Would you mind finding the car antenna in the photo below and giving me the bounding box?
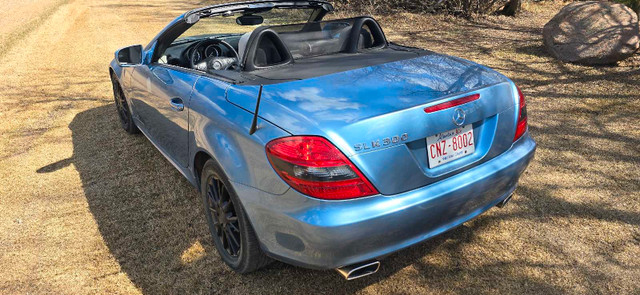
[249,84,263,135]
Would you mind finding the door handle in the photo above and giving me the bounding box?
[170,97,184,111]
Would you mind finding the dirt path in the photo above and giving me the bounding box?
[0,0,66,53]
[0,0,199,293]
[0,0,638,294]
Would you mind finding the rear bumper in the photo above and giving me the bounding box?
[233,133,536,269]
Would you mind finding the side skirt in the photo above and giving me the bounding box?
[133,117,199,188]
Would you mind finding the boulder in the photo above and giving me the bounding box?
[543,1,640,65]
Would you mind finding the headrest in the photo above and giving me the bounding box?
[237,32,252,62]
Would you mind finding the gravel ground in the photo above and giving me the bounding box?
[0,0,638,294]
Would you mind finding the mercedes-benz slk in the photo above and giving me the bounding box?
[109,0,536,280]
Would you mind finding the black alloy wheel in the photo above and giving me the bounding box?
[206,176,241,258]
[111,75,138,134]
[200,159,272,273]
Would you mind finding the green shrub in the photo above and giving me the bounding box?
[614,0,640,14]
[333,0,509,17]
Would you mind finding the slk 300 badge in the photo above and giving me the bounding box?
[354,133,409,151]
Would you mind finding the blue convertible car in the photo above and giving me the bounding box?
[109,0,535,280]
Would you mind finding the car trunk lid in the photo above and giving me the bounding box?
[227,53,520,195]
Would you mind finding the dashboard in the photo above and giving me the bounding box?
[188,42,229,64]
[159,35,241,68]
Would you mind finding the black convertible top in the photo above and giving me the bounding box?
[216,43,429,85]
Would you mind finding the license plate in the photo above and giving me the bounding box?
[426,124,475,168]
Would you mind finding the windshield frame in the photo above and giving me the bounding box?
[147,1,334,78]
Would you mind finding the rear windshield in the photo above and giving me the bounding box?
[269,19,357,59]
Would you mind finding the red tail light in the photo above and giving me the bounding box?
[265,136,378,200]
[513,86,528,141]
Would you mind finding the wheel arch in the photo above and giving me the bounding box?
[109,59,124,81]
[109,66,119,84]
[193,150,213,190]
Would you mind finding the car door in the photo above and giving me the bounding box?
[130,64,198,168]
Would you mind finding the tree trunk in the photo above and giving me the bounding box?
[500,0,521,16]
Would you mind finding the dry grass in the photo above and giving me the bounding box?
[0,0,638,294]
[0,0,67,53]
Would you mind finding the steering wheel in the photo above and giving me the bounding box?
[190,39,240,71]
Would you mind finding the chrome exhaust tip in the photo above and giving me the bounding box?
[496,194,513,208]
[336,260,380,280]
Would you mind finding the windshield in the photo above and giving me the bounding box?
[175,8,317,42]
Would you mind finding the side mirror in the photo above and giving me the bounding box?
[116,44,143,66]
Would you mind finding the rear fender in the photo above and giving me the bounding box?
[189,76,291,195]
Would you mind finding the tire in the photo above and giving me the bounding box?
[200,159,272,273]
[110,74,139,134]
